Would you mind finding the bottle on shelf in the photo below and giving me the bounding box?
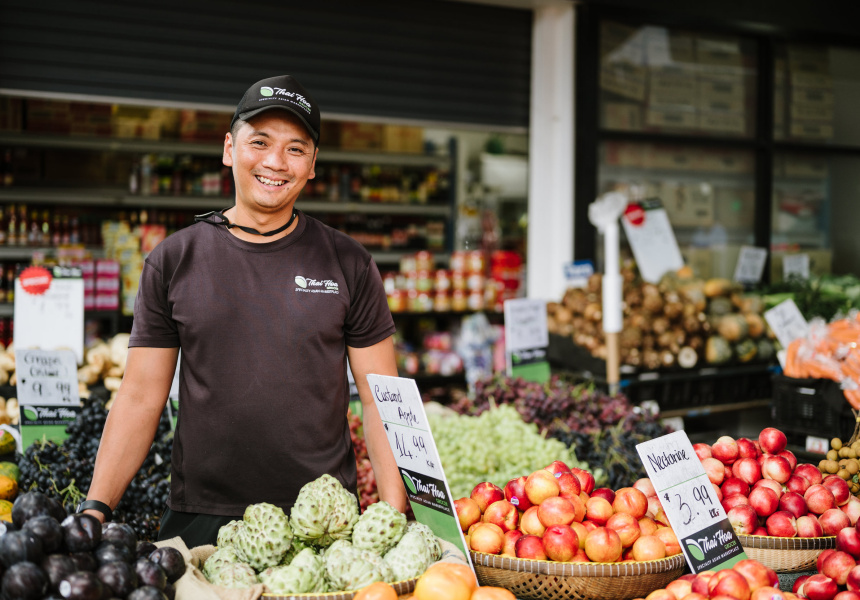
[28,209,40,246]
[17,205,27,247]
[6,204,17,246]
[40,210,50,246]
[5,266,14,304]
[0,207,6,246]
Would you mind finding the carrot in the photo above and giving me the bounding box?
[845,387,860,411]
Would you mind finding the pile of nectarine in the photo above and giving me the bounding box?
[630,558,792,600]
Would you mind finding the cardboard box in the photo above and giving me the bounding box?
[603,141,646,168]
[790,72,833,89]
[697,75,745,113]
[790,103,834,122]
[0,98,23,131]
[782,155,829,179]
[789,121,834,140]
[645,108,697,131]
[714,188,755,229]
[695,148,754,174]
[646,32,696,65]
[771,249,832,282]
[180,110,232,142]
[698,112,747,135]
[382,125,423,154]
[339,122,384,151]
[695,37,743,67]
[791,87,835,107]
[648,67,697,108]
[643,145,695,170]
[604,103,644,131]
[659,181,715,227]
[600,63,647,102]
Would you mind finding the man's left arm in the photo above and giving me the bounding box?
[348,336,408,513]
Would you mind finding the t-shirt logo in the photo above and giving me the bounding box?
[295,276,307,288]
[294,275,339,295]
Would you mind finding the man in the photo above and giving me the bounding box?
[81,75,407,547]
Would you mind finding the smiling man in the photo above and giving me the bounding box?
[81,75,407,547]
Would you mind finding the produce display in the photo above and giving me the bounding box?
[426,403,592,499]
[762,274,860,321]
[630,558,783,600]
[694,427,858,538]
[819,437,860,497]
[202,474,442,594]
[352,561,516,600]
[790,540,860,600]
[350,410,379,512]
[455,462,681,564]
[783,314,860,409]
[0,490,184,600]
[452,375,670,490]
[547,265,776,370]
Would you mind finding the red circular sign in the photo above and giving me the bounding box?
[625,202,645,227]
[19,266,52,296]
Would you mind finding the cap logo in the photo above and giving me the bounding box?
[260,86,274,97]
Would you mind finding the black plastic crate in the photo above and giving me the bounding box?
[771,375,856,443]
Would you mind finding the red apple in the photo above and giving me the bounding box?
[654,527,681,556]
[584,527,622,563]
[525,469,560,505]
[537,496,577,528]
[585,496,614,526]
[806,484,838,515]
[544,460,572,476]
[501,529,523,556]
[820,507,852,536]
[454,497,482,531]
[591,487,616,504]
[799,573,838,600]
[722,477,751,498]
[765,510,798,537]
[613,487,648,520]
[515,533,548,560]
[520,506,546,537]
[824,475,852,507]
[708,569,751,600]
[733,457,763,485]
[691,571,716,596]
[541,524,579,562]
[703,457,727,485]
[797,514,825,538]
[469,522,505,554]
[796,463,825,486]
[633,478,656,498]
[693,443,713,461]
[779,491,809,519]
[504,476,533,512]
[722,493,752,513]
[556,471,582,501]
[570,467,595,495]
[749,486,780,518]
[734,558,775,592]
[842,497,860,526]
[753,478,785,497]
[712,436,740,466]
[778,449,798,470]
[738,437,758,459]
[822,550,857,586]
[761,455,793,484]
[728,504,760,535]
[786,474,812,495]
[839,526,860,559]
[759,427,788,455]
[606,512,641,548]
[471,482,505,513]
[847,564,860,591]
[482,499,519,532]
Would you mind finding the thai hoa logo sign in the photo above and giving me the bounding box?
[684,527,737,562]
[258,87,312,113]
[260,86,275,97]
[400,470,445,500]
[294,276,339,294]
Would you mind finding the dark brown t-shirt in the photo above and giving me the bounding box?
[128,211,396,516]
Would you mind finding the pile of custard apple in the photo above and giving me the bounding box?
[202,474,442,594]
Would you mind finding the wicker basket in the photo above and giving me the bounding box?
[736,535,836,573]
[262,578,416,600]
[469,552,687,600]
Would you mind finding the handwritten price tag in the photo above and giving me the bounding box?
[637,431,746,573]
[367,374,472,560]
[783,254,810,281]
[504,298,551,383]
[764,299,809,349]
[621,199,684,284]
[733,246,768,284]
[14,267,84,363]
[16,349,81,450]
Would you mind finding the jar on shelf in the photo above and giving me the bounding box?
[451,289,468,312]
[434,269,451,293]
[450,251,467,272]
[466,271,485,292]
[451,270,467,292]
[388,289,407,313]
[467,289,484,311]
[433,291,451,312]
[415,270,434,293]
[408,289,433,313]
[467,250,485,274]
[399,254,417,273]
[415,250,434,272]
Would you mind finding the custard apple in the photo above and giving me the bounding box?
[406,521,442,561]
[383,530,433,582]
[260,548,326,594]
[208,562,259,589]
[291,474,360,547]
[323,539,388,591]
[352,501,407,555]
[282,537,310,565]
[203,545,244,580]
[360,548,394,583]
[234,502,293,571]
[217,519,245,549]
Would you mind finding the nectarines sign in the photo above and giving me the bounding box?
[637,431,747,573]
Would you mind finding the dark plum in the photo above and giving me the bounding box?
[0,561,48,600]
[61,514,102,553]
[57,571,105,600]
[69,552,99,573]
[148,547,185,583]
[127,586,168,600]
[41,554,76,592]
[22,515,63,553]
[162,582,175,600]
[94,541,133,565]
[101,523,137,553]
[46,497,67,523]
[0,530,43,568]
[135,541,157,560]
[11,492,54,528]
[133,558,166,590]
[0,521,16,537]
[97,561,138,598]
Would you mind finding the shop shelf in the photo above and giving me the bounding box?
[771,374,856,445]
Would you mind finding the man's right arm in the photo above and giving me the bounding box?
[83,346,178,523]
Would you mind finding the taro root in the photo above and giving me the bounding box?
[652,317,670,336]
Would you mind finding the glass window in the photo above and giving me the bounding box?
[600,21,758,137]
[774,44,860,146]
[600,141,756,279]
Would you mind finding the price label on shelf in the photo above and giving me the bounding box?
[764,299,809,349]
[637,431,746,573]
[504,298,550,383]
[367,374,472,563]
[16,349,81,449]
[733,246,768,284]
[621,199,684,284]
[783,254,810,281]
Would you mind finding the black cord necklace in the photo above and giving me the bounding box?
[194,209,298,237]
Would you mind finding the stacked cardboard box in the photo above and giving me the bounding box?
[382,125,424,154]
[26,100,113,137]
[787,48,834,140]
[600,21,647,103]
[179,110,232,143]
[0,98,23,132]
[339,123,384,151]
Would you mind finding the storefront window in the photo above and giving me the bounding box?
[600,21,758,138]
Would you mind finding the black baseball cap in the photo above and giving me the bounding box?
[230,75,320,143]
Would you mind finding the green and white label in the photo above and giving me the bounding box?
[367,374,472,563]
[636,431,746,573]
[16,349,80,449]
[504,298,550,383]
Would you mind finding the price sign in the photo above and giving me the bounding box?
[563,260,594,289]
[367,374,472,563]
[764,299,809,349]
[14,266,84,363]
[16,349,81,449]
[783,254,810,281]
[504,298,550,383]
[621,199,684,284]
[733,246,768,284]
[637,431,746,573]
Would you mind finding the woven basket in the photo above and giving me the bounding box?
[736,535,836,573]
[262,578,416,600]
[469,552,687,600]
